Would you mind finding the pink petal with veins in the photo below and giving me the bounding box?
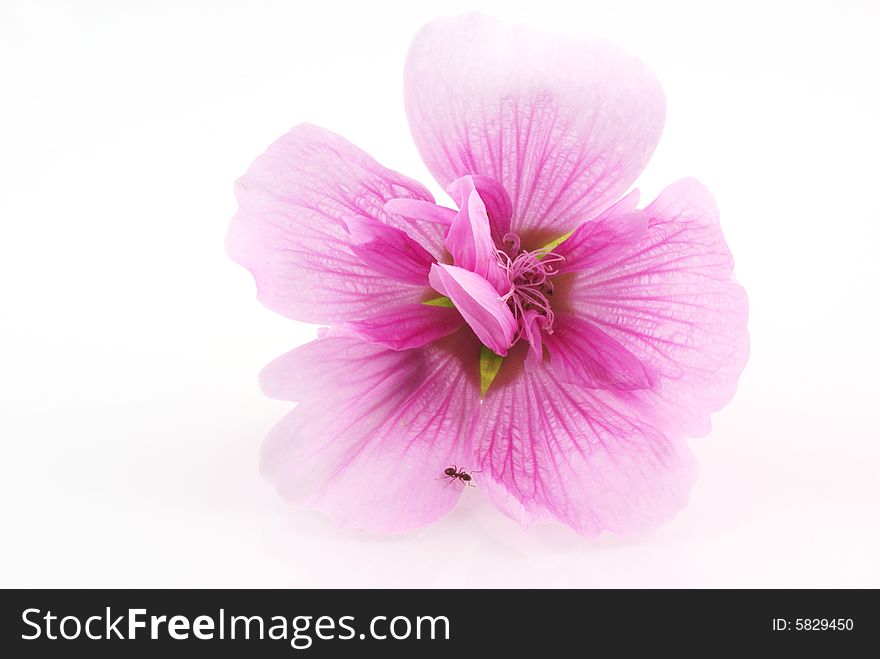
[348,303,465,351]
[555,204,648,274]
[444,176,510,294]
[429,263,516,356]
[568,178,750,437]
[544,313,655,389]
[383,197,457,229]
[346,216,436,287]
[448,174,512,243]
[520,310,546,370]
[405,14,665,239]
[227,124,443,323]
[476,354,695,536]
[260,330,480,534]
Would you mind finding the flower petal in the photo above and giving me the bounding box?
[475,353,696,536]
[260,330,481,534]
[347,303,465,351]
[554,195,648,274]
[226,124,443,323]
[404,14,665,240]
[346,216,436,287]
[520,309,545,370]
[567,178,750,437]
[544,313,655,389]
[383,198,456,230]
[449,174,512,243]
[444,176,510,293]
[429,263,516,356]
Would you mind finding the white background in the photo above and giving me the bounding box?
[2,0,879,588]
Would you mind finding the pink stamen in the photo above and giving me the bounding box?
[496,234,565,345]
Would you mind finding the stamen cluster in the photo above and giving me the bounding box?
[497,232,565,341]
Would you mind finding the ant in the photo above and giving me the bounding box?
[439,465,480,487]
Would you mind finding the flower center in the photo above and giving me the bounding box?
[497,232,565,341]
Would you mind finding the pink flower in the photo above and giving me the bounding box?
[226,14,749,536]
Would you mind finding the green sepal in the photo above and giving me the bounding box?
[479,346,504,398]
[422,295,455,308]
[538,229,574,255]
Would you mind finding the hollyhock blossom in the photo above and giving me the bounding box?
[226,14,749,535]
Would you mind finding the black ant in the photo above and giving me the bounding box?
[439,465,480,487]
